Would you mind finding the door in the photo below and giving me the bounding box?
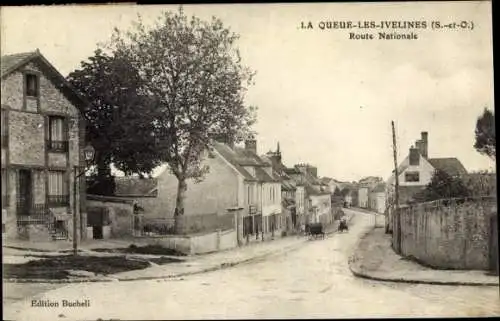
[17,170,32,216]
[93,226,103,239]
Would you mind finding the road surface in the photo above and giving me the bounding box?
[4,209,499,320]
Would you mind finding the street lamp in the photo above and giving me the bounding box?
[73,144,95,256]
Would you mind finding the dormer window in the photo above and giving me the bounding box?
[25,74,39,97]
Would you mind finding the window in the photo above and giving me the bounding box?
[48,116,68,152]
[1,110,7,148]
[405,171,420,182]
[25,74,39,97]
[1,169,7,207]
[48,171,69,206]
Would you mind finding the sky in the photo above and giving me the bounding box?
[1,2,494,181]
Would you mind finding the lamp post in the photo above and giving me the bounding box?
[73,145,95,256]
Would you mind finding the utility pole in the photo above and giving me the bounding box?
[391,121,401,253]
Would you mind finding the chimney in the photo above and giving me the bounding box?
[421,132,428,159]
[245,138,257,154]
[415,140,423,156]
[409,146,420,166]
[308,166,318,178]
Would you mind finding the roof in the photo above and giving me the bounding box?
[304,183,330,196]
[284,167,301,175]
[114,177,158,197]
[428,158,468,177]
[1,51,36,76]
[1,50,90,113]
[281,180,297,191]
[254,166,280,183]
[371,183,386,193]
[261,154,291,179]
[233,147,267,166]
[212,142,255,181]
[212,142,280,183]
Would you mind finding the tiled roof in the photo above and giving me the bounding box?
[212,142,281,183]
[281,180,296,191]
[114,177,158,197]
[233,147,267,166]
[262,155,291,179]
[212,142,256,181]
[1,51,38,77]
[255,167,280,183]
[428,158,468,177]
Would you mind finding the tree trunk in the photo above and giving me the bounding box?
[174,178,187,235]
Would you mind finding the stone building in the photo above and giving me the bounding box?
[1,50,88,241]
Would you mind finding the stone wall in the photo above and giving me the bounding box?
[136,229,237,255]
[86,195,134,238]
[397,197,497,270]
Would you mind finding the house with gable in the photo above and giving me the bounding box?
[129,137,282,245]
[385,131,468,231]
[1,50,88,242]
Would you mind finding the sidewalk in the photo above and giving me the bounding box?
[3,213,353,284]
[349,227,499,286]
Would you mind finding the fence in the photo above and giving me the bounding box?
[394,196,497,271]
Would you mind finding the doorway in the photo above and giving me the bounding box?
[17,170,32,216]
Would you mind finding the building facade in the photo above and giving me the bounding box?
[128,138,282,244]
[1,50,87,241]
[385,131,468,232]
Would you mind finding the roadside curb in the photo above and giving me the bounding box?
[3,238,309,284]
[347,227,499,287]
[4,215,355,284]
[348,264,500,286]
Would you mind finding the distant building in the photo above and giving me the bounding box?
[358,185,369,208]
[369,183,386,214]
[263,143,305,231]
[287,163,332,225]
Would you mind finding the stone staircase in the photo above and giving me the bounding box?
[16,207,69,241]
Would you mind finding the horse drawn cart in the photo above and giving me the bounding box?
[306,222,325,240]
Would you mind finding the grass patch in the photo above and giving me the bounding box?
[3,255,150,280]
[91,244,187,256]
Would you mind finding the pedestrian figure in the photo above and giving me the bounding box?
[300,223,306,236]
